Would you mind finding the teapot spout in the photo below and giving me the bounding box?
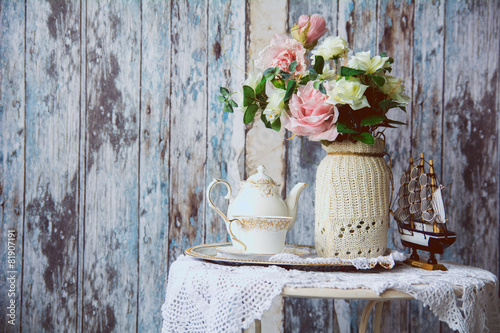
[285,182,309,231]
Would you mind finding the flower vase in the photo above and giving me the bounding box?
[315,138,391,259]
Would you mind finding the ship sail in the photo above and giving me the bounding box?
[395,170,411,222]
[394,156,446,225]
[408,166,423,219]
[431,186,446,224]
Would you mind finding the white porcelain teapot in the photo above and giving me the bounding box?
[207,165,308,232]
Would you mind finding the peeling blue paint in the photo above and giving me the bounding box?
[211,136,218,149]
[191,48,204,62]
[169,238,179,252]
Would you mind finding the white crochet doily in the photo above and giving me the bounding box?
[162,256,500,333]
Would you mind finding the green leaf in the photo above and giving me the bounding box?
[271,118,281,132]
[264,67,278,80]
[223,104,233,113]
[337,122,358,134]
[284,79,297,102]
[379,99,400,111]
[320,140,332,147]
[377,123,397,128]
[386,118,407,125]
[229,99,238,108]
[218,95,226,103]
[243,104,258,124]
[271,78,286,89]
[380,52,388,58]
[352,132,375,145]
[313,56,324,74]
[288,60,297,73]
[340,66,366,77]
[318,83,326,94]
[308,68,318,81]
[220,87,230,97]
[255,77,266,97]
[243,85,255,107]
[280,72,292,80]
[313,81,320,90]
[299,74,311,85]
[369,74,386,87]
[360,114,386,126]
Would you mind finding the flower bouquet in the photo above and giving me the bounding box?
[218,14,410,259]
[219,14,409,145]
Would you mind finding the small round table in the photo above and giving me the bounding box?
[162,255,500,333]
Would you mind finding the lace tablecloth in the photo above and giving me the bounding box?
[162,255,500,333]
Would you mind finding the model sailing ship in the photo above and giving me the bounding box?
[393,153,456,270]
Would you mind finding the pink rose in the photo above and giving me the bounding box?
[282,81,339,141]
[297,14,328,45]
[255,34,307,74]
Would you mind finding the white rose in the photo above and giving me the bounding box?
[311,36,348,61]
[327,77,370,110]
[263,88,286,122]
[347,51,389,74]
[317,63,337,82]
[244,72,263,90]
[380,75,410,105]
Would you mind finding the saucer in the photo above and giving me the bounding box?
[216,244,310,261]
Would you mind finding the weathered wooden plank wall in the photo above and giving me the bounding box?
[0,1,499,332]
[0,1,25,332]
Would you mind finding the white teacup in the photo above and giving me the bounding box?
[227,216,293,254]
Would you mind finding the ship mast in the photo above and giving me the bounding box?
[409,157,414,229]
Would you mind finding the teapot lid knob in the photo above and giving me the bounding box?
[246,165,277,184]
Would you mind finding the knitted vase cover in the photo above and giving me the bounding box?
[315,138,391,259]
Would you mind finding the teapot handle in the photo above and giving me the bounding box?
[207,178,232,224]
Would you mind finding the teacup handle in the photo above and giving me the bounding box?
[207,178,232,224]
[228,218,247,251]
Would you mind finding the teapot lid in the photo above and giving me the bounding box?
[245,165,278,185]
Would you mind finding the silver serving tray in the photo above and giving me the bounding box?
[185,242,355,270]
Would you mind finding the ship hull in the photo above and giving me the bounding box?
[399,224,456,254]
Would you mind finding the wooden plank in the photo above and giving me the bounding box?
[245,0,287,188]
[22,0,81,331]
[284,3,340,332]
[205,0,246,244]
[377,0,414,259]
[338,0,378,52]
[167,0,207,264]
[77,1,87,331]
[0,1,25,331]
[83,0,140,331]
[411,0,445,171]
[441,0,499,293]
[137,1,171,331]
[441,1,500,331]
[376,1,414,332]
[408,1,446,332]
